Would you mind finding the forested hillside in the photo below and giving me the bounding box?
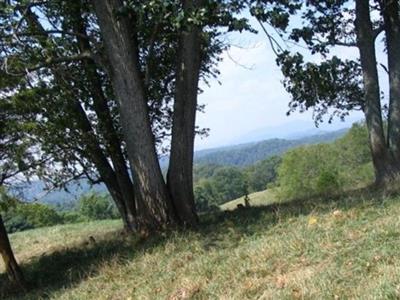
[16,129,346,205]
[194,129,347,166]
[193,124,369,211]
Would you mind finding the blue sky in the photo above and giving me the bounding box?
[194,18,387,150]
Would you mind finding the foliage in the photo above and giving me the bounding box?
[277,122,374,200]
[15,203,63,228]
[277,143,342,199]
[2,200,63,233]
[261,0,366,124]
[192,131,346,208]
[1,186,118,233]
[194,166,247,209]
[244,156,281,192]
[59,211,86,224]
[77,193,119,221]
[194,129,346,167]
[194,156,282,210]
[276,53,364,123]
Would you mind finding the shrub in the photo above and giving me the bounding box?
[60,211,86,224]
[277,143,343,200]
[277,122,374,201]
[16,203,63,228]
[77,193,119,221]
[4,214,34,233]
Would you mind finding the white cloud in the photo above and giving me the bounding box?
[195,25,368,150]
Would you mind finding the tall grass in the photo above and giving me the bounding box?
[1,188,400,299]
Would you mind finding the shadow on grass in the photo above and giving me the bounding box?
[1,185,398,299]
[200,184,399,244]
[0,230,169,299]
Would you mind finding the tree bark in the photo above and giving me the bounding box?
[71,7,137,232]
[93,0,176,232]
[0,215,25,288]
[73,102,138,231]
[382,0,400,162]
[355,0,399,184]
[167,0,202,226]
[25,8,138,232]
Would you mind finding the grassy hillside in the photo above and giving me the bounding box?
[2,188,400,299]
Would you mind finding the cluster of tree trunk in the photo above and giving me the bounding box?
[92,0,202,232]
[22,0,203,233]
[1,0,204,288]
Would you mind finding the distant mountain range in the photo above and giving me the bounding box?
[14,127,348,205]
[193,127,348,167]
[229,120,353,145]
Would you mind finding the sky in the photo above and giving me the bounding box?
[193,20,372,150]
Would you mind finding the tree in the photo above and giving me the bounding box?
[92,0,178,232]
[0,101,27,287]
[1,0,218,233]
[0,73,41,287]
[167,0,204,226]
[1,0,268,234]
[265,0,400,185]
[78,193,119,221]
[91,0,250,231]
[0,1,139,231]
[0,213,24,288]
[277,143,343,200]
[244,156,281,192]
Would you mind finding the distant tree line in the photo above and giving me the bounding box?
[193,156,281,211]
[194,131,345,167]
[194,122,373,210]
[1,192,119,234]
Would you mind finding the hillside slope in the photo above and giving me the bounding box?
[220,188,278,210]
[194,128,347,166]
[2,189,400,299]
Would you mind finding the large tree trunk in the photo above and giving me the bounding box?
[71,7,137,232]
[167,0,203,227]
[355,0,399,185]
[382,0,400,163]
[93,0,176,232]
[73,102,138,231]
[25,8,138,232]
[0,215,25,288]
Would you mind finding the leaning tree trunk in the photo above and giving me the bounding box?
[383,0,400,164]
[24,8,138,232]
[0,215,25,288]
[93,0,176,232]
[355,0,398,185]
[73,101,138,231]
[167,0,203,227]
[72,8,137,232]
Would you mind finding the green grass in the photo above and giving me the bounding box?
[220,188,278,210]
[2,189,400,299]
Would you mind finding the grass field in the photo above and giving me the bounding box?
[2,188,400,299]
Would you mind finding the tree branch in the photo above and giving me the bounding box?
[256,18,284,56]
[2,51,92,76]
[372,24,385,40]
